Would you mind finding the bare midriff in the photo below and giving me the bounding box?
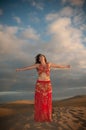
[37,73,50,81]
[37,63,50,81]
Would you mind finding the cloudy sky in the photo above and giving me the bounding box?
[0,0,86,102]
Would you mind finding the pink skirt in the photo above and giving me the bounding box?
[34,80,52,122]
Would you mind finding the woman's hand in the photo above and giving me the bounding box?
[16,68,22,72]
[66,65,71,68]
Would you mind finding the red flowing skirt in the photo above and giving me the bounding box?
[34,80,52,122]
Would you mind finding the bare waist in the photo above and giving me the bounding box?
[37,77,50,81]
[37,73,50,81]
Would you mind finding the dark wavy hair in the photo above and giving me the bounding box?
[35,54,47,64]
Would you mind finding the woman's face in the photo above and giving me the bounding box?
[39,55,45,62]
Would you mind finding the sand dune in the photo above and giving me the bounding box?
[0,108,16,117]
[53,95,86,107]
[6,100,34,105]
[0,95,86,130]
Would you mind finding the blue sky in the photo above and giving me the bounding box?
[0,0,86,102]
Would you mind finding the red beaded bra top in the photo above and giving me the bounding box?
[37,63,50,76]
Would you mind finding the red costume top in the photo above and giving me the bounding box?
[37,63,50,76]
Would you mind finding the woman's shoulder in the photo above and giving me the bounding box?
[47,62,54,67]
[47,62,51,67]
[35,63,40,68]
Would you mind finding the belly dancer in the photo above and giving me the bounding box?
[16,53,71,122]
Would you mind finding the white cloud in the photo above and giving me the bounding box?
[46,13,59,21]
[0,25,18,34]
[0,24,45,73]
[46,6,86,27]
[80,24,86,31]
[62,0,85,6]
[59,6,74,17]
[0,9,3,15]
[70,0,85,6]
[21,26,40,40]
[73,10,86,26]
[0,25,39,63]
[31,1,44,10]
[13,16,21,24]
[46,15,86,68]
[46,7,74,21]
[45,5,86,69]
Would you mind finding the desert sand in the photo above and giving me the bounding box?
[0,95,86,130]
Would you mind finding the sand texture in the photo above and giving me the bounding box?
[0,95,86,130]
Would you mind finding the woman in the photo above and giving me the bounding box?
[16,54,70,122]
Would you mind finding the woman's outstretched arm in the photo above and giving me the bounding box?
[50,63,71,69]
[16,64,38,72]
